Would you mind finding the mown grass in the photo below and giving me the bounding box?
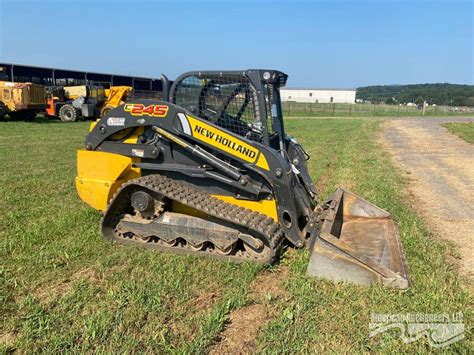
[0,117,261,352]
[0,116,471,352]
[442,122,474,144]
[259,118,472,352]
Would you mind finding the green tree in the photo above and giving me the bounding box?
[452,96,466,106]
[356,83,474,106]
[465,96,474,107]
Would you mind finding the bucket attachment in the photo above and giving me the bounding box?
[307,188,411,289]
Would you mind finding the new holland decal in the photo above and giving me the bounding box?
[124,103,169,117]
[178,113,270,170]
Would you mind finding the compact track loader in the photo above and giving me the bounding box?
[76,70,410,289]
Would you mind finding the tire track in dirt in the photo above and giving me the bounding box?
[209,266,289,354]
[382,117,474,279]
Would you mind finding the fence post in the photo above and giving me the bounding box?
[373,104,376,116]
[332,103,335,116]
[288,102,291,116]
[349,105,352,116]
[398,105,400,116]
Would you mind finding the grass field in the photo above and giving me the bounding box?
[443,122,474,143]
[0,117,471,352]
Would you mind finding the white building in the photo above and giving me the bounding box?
[280,88,356,104]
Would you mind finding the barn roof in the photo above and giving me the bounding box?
[281,87,356,91]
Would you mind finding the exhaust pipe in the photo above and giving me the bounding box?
[160,74,170,102]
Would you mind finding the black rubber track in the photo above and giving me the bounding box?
[102,174,284,263]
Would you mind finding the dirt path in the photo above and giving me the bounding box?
[382,117,474,279]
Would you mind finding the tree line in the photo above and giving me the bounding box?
[356,83,474,106]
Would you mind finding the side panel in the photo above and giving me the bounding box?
[171,196,278,222]
[29,83,46,105]
[64,86,87,99]
[76,150,141,211]
[182,114,270,170]
[212,195,278,221]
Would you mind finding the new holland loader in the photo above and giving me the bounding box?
[76,70,410,289]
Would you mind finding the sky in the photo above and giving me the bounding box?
[0,0,472,88]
